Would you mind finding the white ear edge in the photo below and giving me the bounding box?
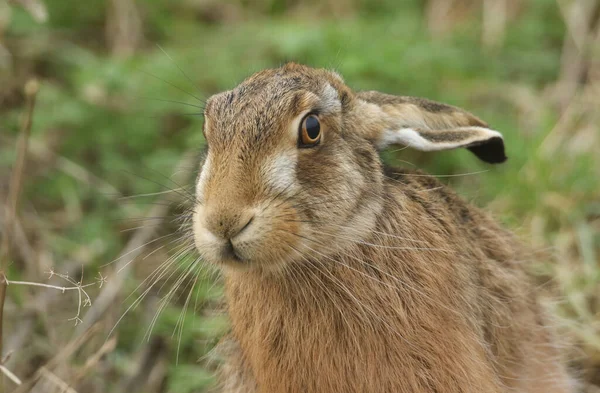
[377,126,503,151]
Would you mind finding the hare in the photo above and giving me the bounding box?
[192,63,575,393]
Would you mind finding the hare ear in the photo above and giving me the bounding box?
[356,91,507,164]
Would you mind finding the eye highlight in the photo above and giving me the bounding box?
[299,114,321,147]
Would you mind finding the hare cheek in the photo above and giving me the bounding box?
[195,155,212,202]
[264,153,297,194]
[192,205,222,259]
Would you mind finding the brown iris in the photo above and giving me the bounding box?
[299,114,321,147]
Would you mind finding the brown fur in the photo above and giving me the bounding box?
[192,63,574,393]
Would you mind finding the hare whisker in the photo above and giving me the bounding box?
[156,44,205,98]
[101,232,178,269]
[290,224,451,252]
[119,187,190,200]
[287,244,365,355]
[280,219,437,246]
[390,169,490,178]
[145,258,200,342]
[137,66,205,104]
[155,245,199,295]
[174,258,204,364]
[109,242,195,338]
[122,169,196,203]
[123,239,194,305]
[295,239,424,353]
[300,234,466,319]
[137,96,205,109]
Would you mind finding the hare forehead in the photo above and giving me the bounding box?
[206,82,339,149]
[207,73,339,120]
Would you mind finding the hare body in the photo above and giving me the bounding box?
[192,63,574,393]
[220,170,572,393]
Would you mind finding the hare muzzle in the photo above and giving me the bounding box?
[193,148,306,269]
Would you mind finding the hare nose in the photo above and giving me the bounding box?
[206,211,254,241]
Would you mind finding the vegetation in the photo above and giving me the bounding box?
[0,0,598,392]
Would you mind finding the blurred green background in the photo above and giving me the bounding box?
[0,0,599,392]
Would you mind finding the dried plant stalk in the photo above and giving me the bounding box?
[0,79,38,392]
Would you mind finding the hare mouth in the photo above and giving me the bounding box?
[220,241,247,263]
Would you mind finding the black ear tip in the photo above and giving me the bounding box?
[467,136,507,164]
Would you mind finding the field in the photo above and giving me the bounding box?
[0,0,599,392]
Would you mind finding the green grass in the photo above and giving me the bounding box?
[1,1,598,391]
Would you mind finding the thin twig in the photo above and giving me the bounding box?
[4,261,96,369]
[71,335,117,385]
[4,275,97,326]
[0,79,38,261]
[0,79,38,393]
[117,337,167,393]
[554,0,600,109]
[5,279,96,292]
[0,212,36,279]
[0,277,5,393]
[13,324,101,393]
[0,365,20,386]
[38,367,79,393]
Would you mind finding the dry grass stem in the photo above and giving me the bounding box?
[0,365,21,386]
[482,0,507,49]
[13,324,101,393]
[70,336,118,385]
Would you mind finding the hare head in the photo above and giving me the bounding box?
[192,62,505,270]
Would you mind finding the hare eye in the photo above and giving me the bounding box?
[299,114,321,147]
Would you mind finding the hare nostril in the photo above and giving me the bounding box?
[206,211,255,241]
[238,216,254,234]
[229,216,254,240]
